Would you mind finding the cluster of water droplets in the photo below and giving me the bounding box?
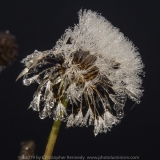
[66,107,94,128]
[93,110,119,136]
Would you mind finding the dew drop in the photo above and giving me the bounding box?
[113,104,119,111]
[38,62,42,67]
[44,71,48,76]
[40,87,44,91]
[39,111,47,119]
[116,108,124,119]
[29,102,33,109]
[41,96,44,101]
[137,100,140,104]
[49,102,54,108]
[94,130,98,136]
[23,79,31,86]
[35,78,41,84]
[32,103,38,111]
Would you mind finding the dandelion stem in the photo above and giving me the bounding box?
[43,99,67,160]
[43,120,61,160]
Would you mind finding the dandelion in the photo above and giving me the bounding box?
[17,9,144,158]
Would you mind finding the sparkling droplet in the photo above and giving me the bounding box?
[94,130,98,136]
[113,103,122,111]
[40,87,44,91]
[113,104,119,111]
[41,96,44,101]
[44,71,48,76]
[38,62,42,67]
[32,103,38,111]
[137,100,140,104]
[23,79,31,86]
[116,108,124,119]
[29,102,33,109]
[35,78,41,84]
[49,102,54,108]
[39,111,47,119]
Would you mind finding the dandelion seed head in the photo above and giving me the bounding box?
[17,9,144,135]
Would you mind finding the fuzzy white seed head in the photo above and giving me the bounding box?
[17,9,144,135]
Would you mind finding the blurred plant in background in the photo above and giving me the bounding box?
[18,140,35,160]
[0,31,18,74]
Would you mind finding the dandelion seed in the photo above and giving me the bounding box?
[17,9,144,135]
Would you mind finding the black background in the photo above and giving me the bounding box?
[0,0,160,159]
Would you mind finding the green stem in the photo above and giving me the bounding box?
[43,99,68,160]
[43,120,61,160]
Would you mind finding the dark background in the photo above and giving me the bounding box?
[0,0,160,159]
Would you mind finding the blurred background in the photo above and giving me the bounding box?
[0,0,160,159]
